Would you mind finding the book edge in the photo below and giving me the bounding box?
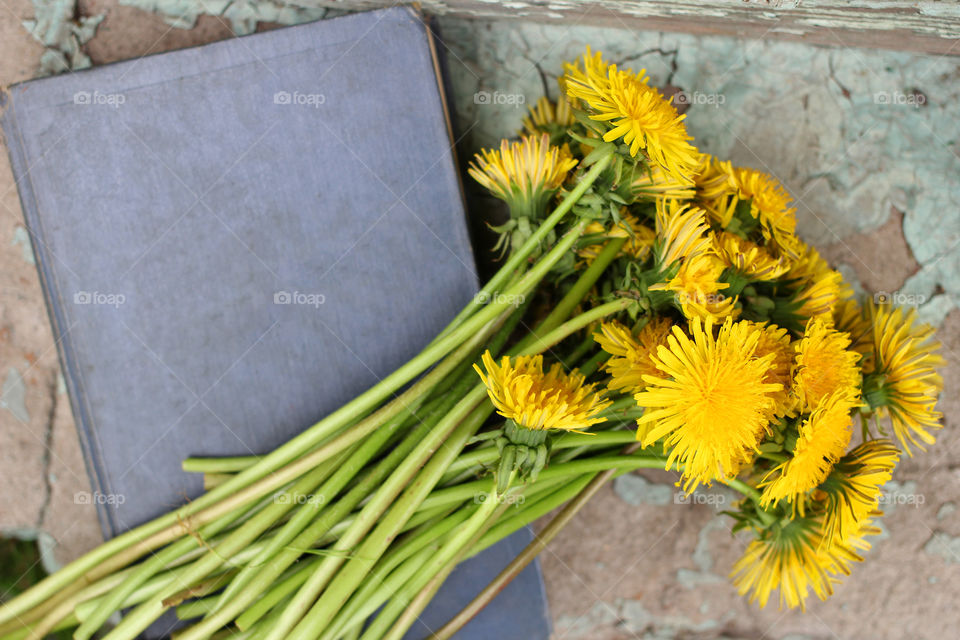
[419,8,481,292]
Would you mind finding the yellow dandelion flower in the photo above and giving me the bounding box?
[731,517,836,610]
[578,213,656,264]
[863,304,944,455]
[521,96,576,141]
[793,318,861,412]
[693,154,738,227]
[712,231,791,281]
[749,321,796,417]
[819,513,881,578]
[832,298,873,356]
[630,164,696,203]
[594,317,673,394]
[781,244,852,322]
[785,243,827,282]
[473,350,611,432]
[467,134,578,220]
[651,253,739,322]
[793,268,852,322]
[819,439,899,547]
[694,154,737,200]
[654,200,712,268]
[759,390,858,512]
[636,318,781,491]
[563,47,699,180]
[732,513,878,611]
[773,229,807,263]
[733,167,800,256]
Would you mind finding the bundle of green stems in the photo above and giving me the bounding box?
[0,150,758,640]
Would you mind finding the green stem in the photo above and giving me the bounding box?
[334,544,436,640]
[420,474,554,514]
[182,456,261,474]
[726,478,763,504]
[0,312,495,628]
[214,411,405,610]
[73,501,250,640]
[431,453,767,640]
[0,612,78,640]
[0,153,613,629]
[431,444,643,640]
[245,601,289,640]
[599,395,638,415]
[563,328,597,367]
[517,235,627,352]
[202,473,233,490]
[536,453,666,479]
[368,486,505,640]
[438,429,636,483]
[509,298,630,357]
[191,386,470,638]
[1,221,575,628]
[319,509,472,640]
[174,595,217,621]
[437,150,615,339]
[577,349,609,377]
[219,555,320,630]
[438,444,497,482]
[280,389,491,640]
[23,539,272,640]
[276,299,632,638]
[99,447,353,640]
[472,473,596,558]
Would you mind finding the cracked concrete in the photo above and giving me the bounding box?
[35,373,57,529]
[0,3,958,638]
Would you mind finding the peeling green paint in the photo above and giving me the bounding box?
[924,531,960,564]
[554,596,734,639]
[676,516,726,589]
[612,473,673,506]
[1,368,28,424]
[881,479,920,513]
[937,502,956,521]
[11,227,35,265]
[21,0,103,75]
[116,0,332,35]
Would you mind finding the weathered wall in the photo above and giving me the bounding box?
[122,0,960,54]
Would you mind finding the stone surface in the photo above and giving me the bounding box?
[1,4,959,638]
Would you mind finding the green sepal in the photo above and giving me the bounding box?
[504,419,548,447]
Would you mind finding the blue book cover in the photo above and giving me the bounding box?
[1,8,550,639]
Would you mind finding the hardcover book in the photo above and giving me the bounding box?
[1,8,550,638]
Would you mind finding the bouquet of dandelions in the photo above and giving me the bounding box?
[0,47,945,640]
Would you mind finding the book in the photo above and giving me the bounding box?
[1,7,550,638]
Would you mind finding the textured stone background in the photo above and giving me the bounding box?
[1,4,958,639]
